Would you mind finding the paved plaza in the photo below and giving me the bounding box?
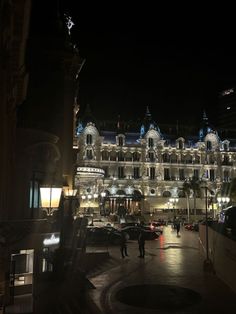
[86,225,236,313]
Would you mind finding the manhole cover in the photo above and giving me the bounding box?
[115,284,201,310]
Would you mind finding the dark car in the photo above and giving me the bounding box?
[86,226,121,245]
[121,226,159,240]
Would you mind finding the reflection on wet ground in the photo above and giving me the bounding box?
[88,225,236,314]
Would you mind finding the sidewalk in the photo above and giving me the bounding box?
[86,225,236,313]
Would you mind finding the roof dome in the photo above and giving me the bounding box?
[140,106,161,138]
[199,111,218,141]
[76,104,98,130]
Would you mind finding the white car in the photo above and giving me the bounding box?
[90,218,113,227]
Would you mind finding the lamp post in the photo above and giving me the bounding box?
[169,197,179,219]
[40,185,63,248]
[64,188,78,218]
[200,181,214,272]
[100,191,106,216]
[63,188,78,247]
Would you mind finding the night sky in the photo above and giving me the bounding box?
[63,2,236,126]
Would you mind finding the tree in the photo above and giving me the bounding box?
[190,176,201,218]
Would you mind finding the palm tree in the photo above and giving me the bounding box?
[183,180,191,223]
[190,176,201,219]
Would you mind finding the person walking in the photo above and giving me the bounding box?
[176,220,181,236]
[120,231,128,258]
[138,229,145,258]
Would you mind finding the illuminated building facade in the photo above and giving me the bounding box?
[74,107,236,220]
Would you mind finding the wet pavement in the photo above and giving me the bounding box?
[86,225,236,313]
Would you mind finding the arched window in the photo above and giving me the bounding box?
[163,190,171,197]
[101,150,109,161]
[118,167,124,179]
[86,134,92,145]
[206,141,212,150]
[125,151,132,161]
[149,167,155,180]
[194,155,200,164]
[110,151,116,161]
[170,154,177,163]
[86,149,93,159]
[133,152,140,162]
[178,190,185,198]
[162,153,170,163]
[118,151,125,161]
[179,168,185,181]
[222,155,229,165]
[209,155,215,164]
[223,142,228,151]
[133,190,143,201]
[133,167,140,179]
[148,138,154,147]
[178,140,184,149]
[148,151,155,162]
[185,154,192,164]
[118,136,124,146]
[164,168,170,180]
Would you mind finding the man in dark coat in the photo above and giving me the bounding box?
[120,231,128,258]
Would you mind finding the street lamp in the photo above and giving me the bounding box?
[217,196,230,209]
[169,197,179,218]
[101,191,106,198]
[64,188,78,218]
[200,182,214,272]
[62,188,78,248]
[40,186,62,216]
[64,188,77,197]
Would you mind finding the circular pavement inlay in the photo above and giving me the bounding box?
[115,284,201,310]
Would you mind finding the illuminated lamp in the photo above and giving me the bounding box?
[40,186,62,216]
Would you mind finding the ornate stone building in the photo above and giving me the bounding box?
[74,106,236,221]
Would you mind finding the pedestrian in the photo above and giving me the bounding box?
[176,220,181,236]
[120,231,128,258]
[138,229,145,258]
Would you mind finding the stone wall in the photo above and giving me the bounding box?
[199,224,236,293]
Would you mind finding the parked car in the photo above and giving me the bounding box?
[86,226,121,245]
[121,226,159,240]
[149,222,164,234]
[89,218,113,227]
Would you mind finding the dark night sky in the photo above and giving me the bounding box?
[63,2,236,126]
